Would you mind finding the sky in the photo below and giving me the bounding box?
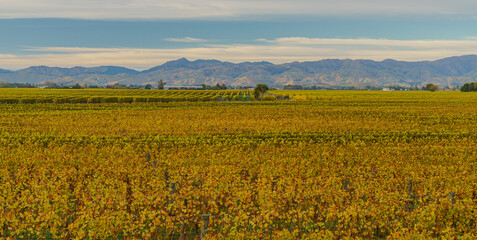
[1,0,477,70]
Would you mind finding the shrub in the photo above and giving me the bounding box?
[0,98,20,104]
[88,97,103,104]
[293,95,307,101]
[134,97,148,103]
[263,95,277,101]
[19,98,37,104]
[36,98,54,104]
[118,97,134,103]
[199,96,210,102]
[186,97,199,102]
[54,98,70,104]
[173,97,186,102]
[147,97,161,102]
[224,95,233,101]
[103,97,119,103]
[276,95,290,100]
[70,97,88,104]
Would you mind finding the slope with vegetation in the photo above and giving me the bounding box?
[2,55,477,87]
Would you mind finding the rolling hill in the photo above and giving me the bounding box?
[2,55,477,87]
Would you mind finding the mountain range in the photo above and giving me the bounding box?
[2,55,477,87]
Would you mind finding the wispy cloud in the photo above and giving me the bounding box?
[1,0,477,19]
[164,37,208,43]
[2,37,477,69]
[258,37,477,49]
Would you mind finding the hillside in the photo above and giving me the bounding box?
[2,55,477,87]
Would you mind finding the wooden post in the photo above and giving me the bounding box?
[449,192,455,204]
[169,182,177,204]
[151,160,157,173]
[179,198,188,240]
[200,214,210,239]
[342,178,350,192]
[405,179,413,212]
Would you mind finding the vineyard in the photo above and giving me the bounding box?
[0,88,258,104]
[0,90,476,239]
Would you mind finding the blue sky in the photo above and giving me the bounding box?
[1,0,477,69]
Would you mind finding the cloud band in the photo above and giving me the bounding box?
[1,37,477,69]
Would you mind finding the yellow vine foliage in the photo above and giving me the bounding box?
[0,89,476,239]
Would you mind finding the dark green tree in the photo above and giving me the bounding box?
[157,80,166,90]
[425,83,439,92]
[461,82,477,92]
[72,83,82,89]
[144,84,152,90]
[254,84,269,101]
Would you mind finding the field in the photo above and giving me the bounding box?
[1,89,476,239]
[0,88,258,104]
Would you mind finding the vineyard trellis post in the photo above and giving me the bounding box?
[169,182,177,204]
[448,192,455,204]
[405,179,414,212]
[200,214,210,239]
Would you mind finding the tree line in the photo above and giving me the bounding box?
[460,82,477,92]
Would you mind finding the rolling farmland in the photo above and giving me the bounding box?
[0,89,257,104]
[0,89,476,239]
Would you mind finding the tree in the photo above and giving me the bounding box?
[72,83,82,89]
[461,82,477,92]
[158,80,166,90]
[144,84,152,90]
[254,84,269,101]
[426,83,439,92]
[284,85,303,90]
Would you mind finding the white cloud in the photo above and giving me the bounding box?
[2,37,477,69]
[259,37,477,49]
[1,0,477,19]
[164,37,208,43]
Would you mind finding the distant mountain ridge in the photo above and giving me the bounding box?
[0,68,11,74]
[2,55,477,87]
